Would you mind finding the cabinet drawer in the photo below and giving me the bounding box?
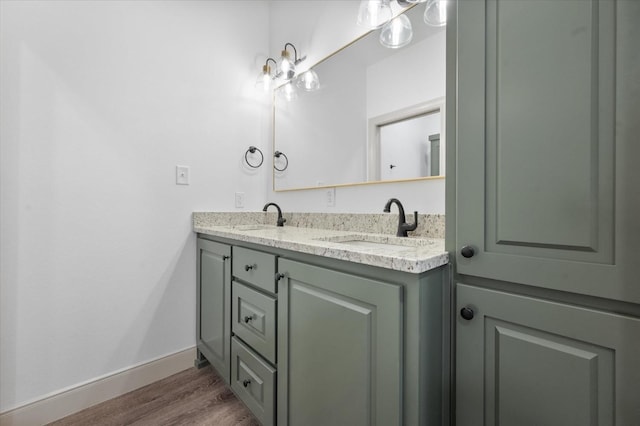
[233,246,277,293]
[231,337,275,426]
[232,281,276,364]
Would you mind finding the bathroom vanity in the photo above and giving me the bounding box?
[193,213,449,426]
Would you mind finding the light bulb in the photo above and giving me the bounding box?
[357,0,393,29]
[296,69,320,91]
[380,14,413,49]
[255,64,272,92]
[279,50,296,80]
[424,0,447,27]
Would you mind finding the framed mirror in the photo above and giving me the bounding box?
[273,5,446,191]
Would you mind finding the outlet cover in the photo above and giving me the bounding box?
[325,188,336,207]
[176,165,190,185]
[235,192,245,208]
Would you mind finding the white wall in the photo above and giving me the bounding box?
[267,1,446,213]
[1,0,445,413]
[0,0,270,411]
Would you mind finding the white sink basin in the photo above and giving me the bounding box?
[334,239,411,250]
[229,224,275,231]
[315,234,427,251]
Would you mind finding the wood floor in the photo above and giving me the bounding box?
[48,366,259,426]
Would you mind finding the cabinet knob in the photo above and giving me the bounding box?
[460,246,475,258]
[242,379,251,387]
[243,316,253,323]
[222,255,230,260]
[460,307,475,321]
[276,273,285,281]
[244,264,254,271]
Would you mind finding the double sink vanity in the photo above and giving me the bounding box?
[193,208,448,426]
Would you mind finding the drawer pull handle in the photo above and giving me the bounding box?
[245,264,255,271]
[243,316,253,323]
[243,379,251,387]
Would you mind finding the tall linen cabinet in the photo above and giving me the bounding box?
[446,0,640,424]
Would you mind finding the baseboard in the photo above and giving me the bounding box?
[0,346,197,426]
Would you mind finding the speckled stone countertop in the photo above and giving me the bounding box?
[193,212,448,274]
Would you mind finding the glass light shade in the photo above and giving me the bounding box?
[424,0,447,27]
[296,69,320,91]
[379,14,413,49]
[404,0,427,3]
[357,0,393,29]
[255,64,272,92]
[279,50,296,80]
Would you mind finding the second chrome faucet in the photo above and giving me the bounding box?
[383,198,418,237]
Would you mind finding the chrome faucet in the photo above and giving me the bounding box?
[263,202,286,227]
[383,198,418,237]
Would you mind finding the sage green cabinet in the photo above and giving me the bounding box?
[233,246,277,294]
[276,258,403,426]
[449,0,640,423]
[229,246,278,424]
[196,238,232,383]
[232,281,277,365]
[456,284,640,426]
[451,0,640,304]
[231,337,276,426]
[197,235,448,425]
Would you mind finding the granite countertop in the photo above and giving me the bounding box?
[194,217,448,274]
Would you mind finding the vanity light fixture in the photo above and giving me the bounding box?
[380,13,413,48]
[255,58,277,92]
[256,42,317,95]
[357,0,393,29]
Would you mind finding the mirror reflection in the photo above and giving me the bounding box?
[377,109,441,181]
[273,5,446,191]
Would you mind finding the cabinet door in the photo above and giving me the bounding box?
[453,0,640,303]
[456,284,640,426]
[277,259,403,426]
[197,238,231,383]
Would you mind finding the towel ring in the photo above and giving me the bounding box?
[274,151,289,171]
[245,146,264,169]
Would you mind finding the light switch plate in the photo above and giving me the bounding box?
[176,165,190,185]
